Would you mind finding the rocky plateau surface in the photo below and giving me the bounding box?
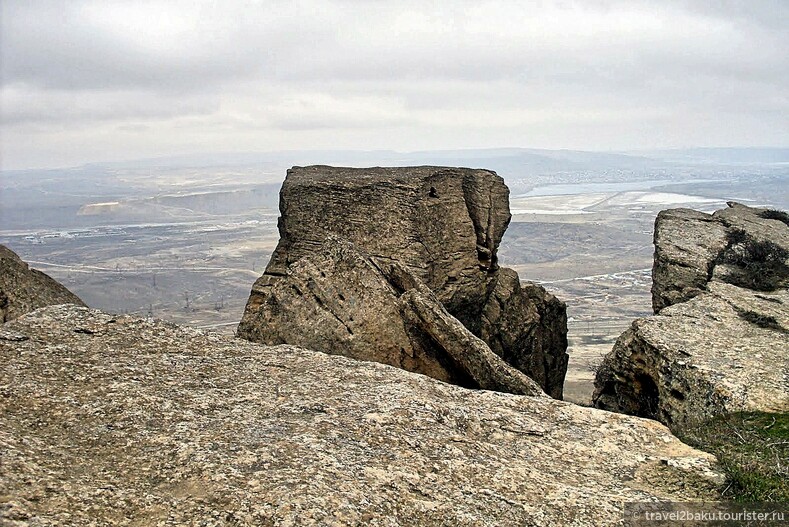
[594,203,789,428]
[2,305,723,526]
[238,166,568,397]
[0,244,85,322]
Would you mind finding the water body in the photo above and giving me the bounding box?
[518,179,721,198]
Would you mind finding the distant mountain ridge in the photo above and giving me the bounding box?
[5,146,789,176]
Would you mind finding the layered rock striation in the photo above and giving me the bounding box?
[238,166,568,397]
[236,239,543,396]
[0,244,85,322]
[594,203,789,428]
[1,305,722,526]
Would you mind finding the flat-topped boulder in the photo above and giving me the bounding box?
[263,166,511,304]
[0,244,85,322]
[238,166,568,397]
[1,305,722,526]
[595,203,789,428]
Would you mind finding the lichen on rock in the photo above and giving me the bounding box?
[1,304,723,526]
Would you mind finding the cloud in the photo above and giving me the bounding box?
[1,84,219,126]
[1,0,787,169]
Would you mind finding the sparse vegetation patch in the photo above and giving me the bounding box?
[735,309,785,332]
[677,412,789,502]
[758,208,789,228]
[721,229,789,291]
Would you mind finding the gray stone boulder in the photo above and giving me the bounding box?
[1,305,722,526]
[262,166,511,305]
[593,282,788,428]
[595,203,789,428]
[651,202,789,313]
[238,166,568,397]
[650,209,729,313]
[0,244,85,322]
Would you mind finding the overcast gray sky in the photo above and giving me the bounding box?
[2,0,787,170]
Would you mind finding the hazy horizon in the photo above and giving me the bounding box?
[3,145,789,174]
[2,1,788,170]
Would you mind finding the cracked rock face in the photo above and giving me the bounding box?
[651,202,789,313]
[479,269,569,397]
[0,244,85,322]
[594,203,789,428]
[238,166,568,397]
[1,305,722,526]
[261,166,511,307]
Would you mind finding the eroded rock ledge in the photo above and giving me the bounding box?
[594,203,789,428]
[238,166,568,397]
[0,244,85,322]
[1,305,722,526]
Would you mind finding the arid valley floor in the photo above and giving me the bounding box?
[2,149,787,404]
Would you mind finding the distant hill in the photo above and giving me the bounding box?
[634,147,789,165]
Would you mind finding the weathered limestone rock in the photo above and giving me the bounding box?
[650,209,729,313]
[0,244,85,322]
[651,202,789,313]
[262,166,511,302]
[710,203,789,292]
[479,269,569,396]
[239,166,568,397]
[1,305,722,526]
[594,282,789,428]
[238,239,543,396]
[399,286,543,396]
[595,203,789,428]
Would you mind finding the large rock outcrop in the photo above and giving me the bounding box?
[236,239,543,396]
[594,203,789,428]
[1,305,722,526]
[0,244,85,322]
[238,166,568,397]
